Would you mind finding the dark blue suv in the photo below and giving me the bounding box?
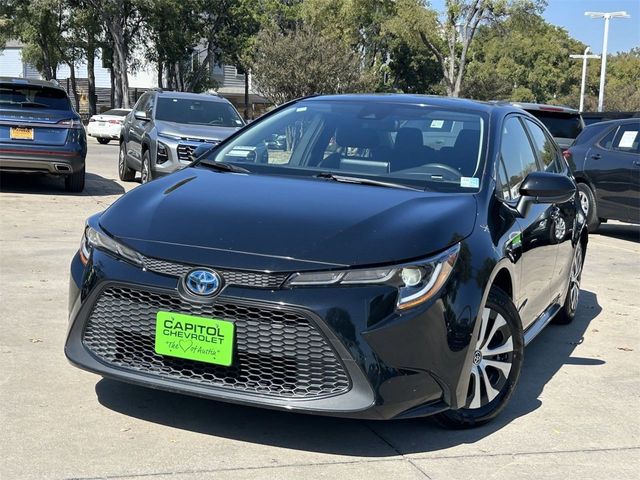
[0,77,87,192]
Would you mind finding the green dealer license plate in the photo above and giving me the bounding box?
[155,311,235,366]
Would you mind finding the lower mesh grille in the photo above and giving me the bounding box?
[82,286,351,399]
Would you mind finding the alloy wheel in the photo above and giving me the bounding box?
[141,159,150,184]
[118,146,125,177]
[466,307,514,409]
[579,190,589,216]
[569,243,583,313]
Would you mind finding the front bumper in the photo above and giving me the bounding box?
[151,136,219,177]
[66,249,478,420]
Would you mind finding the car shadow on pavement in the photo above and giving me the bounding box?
[95,289,603,456]
[596,223,639,243]
[0,172,124,196]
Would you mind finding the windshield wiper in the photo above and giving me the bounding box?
[199,160,251,174]
[314,172,423,191]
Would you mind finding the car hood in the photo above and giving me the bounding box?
[155,120,240,142]
[100,168,478,272]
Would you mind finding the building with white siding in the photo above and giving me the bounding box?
[1,40,269,117]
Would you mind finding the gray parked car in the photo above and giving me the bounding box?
[118,90,244,183]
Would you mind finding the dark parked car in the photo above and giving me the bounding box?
[565,119,640,230]
[118,90,244,183]
[0,77,86,192]
[511,102,585,149]
[66,95,587,428]
[582,111,640,126]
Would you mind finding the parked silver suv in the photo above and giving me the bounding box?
[118,90,244,183]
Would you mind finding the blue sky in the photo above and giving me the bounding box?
[429,0,640,54]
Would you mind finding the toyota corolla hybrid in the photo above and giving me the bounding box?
[65,95,587,428]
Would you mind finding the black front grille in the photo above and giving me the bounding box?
[142,256,288,289]
[176,144,196,162]
[82,286,351,399]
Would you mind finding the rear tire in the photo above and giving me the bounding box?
[118,142,135,181]
[65,166,85,193]
[97,138,110,145]
[553,241,584,325]
[433,287,524,429]
[577,183,600,232]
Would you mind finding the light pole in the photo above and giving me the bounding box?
[585,11,630,112]
[570,47,600,112]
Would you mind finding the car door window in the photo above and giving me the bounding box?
[598,127,617,150]
[499,116,540,200]
[134,93,153,116]
[611,122,640,153]
[524,118,562,173]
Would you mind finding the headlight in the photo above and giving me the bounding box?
[157,142,169,164]
[79,226,143,267]
[285,244,460,310]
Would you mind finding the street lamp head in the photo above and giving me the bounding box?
[585,11,630,19]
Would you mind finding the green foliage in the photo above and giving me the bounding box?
[248,25,364,105]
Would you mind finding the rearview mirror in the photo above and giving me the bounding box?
[516,172,576,216]
[134,111,149,121]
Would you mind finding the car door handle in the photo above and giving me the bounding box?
[590,153,601,160]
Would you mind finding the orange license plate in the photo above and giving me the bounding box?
[10,127,34,140]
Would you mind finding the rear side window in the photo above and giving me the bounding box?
[611,122,640,153]
[0,84,71,110]
[524,119,561,173]
[528,111,583,139]
[499,117,540,200]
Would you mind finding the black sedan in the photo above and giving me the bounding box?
[65,95,587,428]
[565,119,640,231]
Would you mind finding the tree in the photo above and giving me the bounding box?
[387,0,545,97]
[248,25,363,105]
[462,12,584,104]
[84,0,142,107]
[584,48,640,111]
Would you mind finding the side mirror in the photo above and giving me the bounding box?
[516,171,576,217]
[134,110,149,121]
[190,143,216,161]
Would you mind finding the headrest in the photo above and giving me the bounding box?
[395,128,423,149]
[454,129,480,148]
[336,126,379,149]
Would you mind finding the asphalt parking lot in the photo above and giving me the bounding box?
[1,140,639,480]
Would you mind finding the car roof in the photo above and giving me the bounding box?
[507,101,580,115]
[584,118,640,129]
[154,90,229,102]
[302,93,514,115]
[0,76,66,91]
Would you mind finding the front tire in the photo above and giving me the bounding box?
[118,142,135,181]
[65,166,85,193]
[577,183,600,232]
[97,138,110,145]
[433,287,524,429]
[141,151,153,184]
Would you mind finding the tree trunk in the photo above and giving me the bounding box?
[157,60,164,89]
[87,41,97,116]
[109,23,130,107]
[244,71,250,121]
[68,62,80,112]
[109,66,115,108]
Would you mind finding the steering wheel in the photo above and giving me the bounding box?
[421,163,463,181]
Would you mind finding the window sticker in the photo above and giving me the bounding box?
[430,119,445,129]
[460,177,480,188]
[618,130,638,148]
[296,106,307,112]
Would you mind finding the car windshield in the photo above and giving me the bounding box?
[0,85,71,110]
[197,99,487,192]
[529,111,583,139]
[155,97,244,127]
